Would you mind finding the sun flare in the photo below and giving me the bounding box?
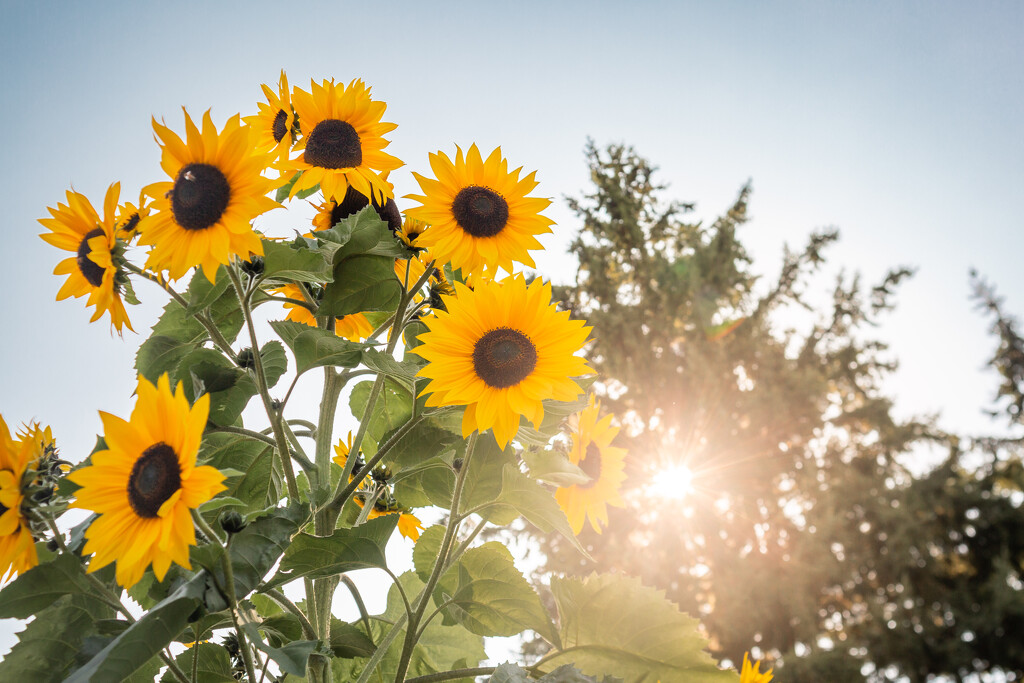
[648,464,695,501]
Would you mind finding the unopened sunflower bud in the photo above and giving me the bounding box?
[452,458,464,472]
[219,510,247,535]
[241,255,264,276]
[237,347,256,370]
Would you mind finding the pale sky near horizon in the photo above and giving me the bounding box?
[1,0,1022,666]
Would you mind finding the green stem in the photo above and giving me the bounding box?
[221,535,259,683]
[341,576,375,646]
[227,264,301,501]
[405,667,496,683]
[393,432,478,683]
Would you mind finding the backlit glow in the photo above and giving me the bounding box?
[648,464,695,500]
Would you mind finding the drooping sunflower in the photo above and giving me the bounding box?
[138,109,280,283]
[739,652,773,683]
[271,283,374,342]
[311,184,401,234]
[0,416,40,582]
[287,78,402,203]
[405,144,553,276]
[554,396,627,535]
[39,183,134,334]
[68,374,226,588]
[413,275,591,449]
[244,69,296,164]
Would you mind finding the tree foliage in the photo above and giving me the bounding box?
[537,141,1024,681]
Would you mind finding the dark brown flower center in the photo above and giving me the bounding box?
[304,119,362,169]
[272,109,289,143]
[472,327,537,388]
[329,185,401,233]
[171,163,231,231]
[76,228,107,287]
[577,442,602,489]
[451,186,509,238]
[119,212,140,236]
[127,443,182,518]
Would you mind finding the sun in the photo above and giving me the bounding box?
[647,463,695,501]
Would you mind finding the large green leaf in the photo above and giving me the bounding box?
[329,620,376,659]
[270,320,364,374]
[348,378,413,456]
[160,643,235,683]
[317,206,406,262]
[185,265,232,314]
[67,573,208,683]
[412,525,446,583]
[380,420,463,472]
[0,593,112,681]
[392,456,455,509]
[240,620,319,677]
[261,237,334,283]
[360,349,420,385]
[319,254,401,317]
[178,341,287,427]
[194,503,307,601]
[0,552,95,618]
[199,432,281,514]
[438,543,560,645]
[267,514,397,589]
[541,574,738,683]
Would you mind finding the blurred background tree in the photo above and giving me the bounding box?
[530,142,1024,682]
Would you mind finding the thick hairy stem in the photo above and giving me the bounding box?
[393,433,478,683]
[221,535,259,683]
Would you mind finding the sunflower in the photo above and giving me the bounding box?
[554,396,626,535]
[271,283,373,342]
[396,217,429,254]
[311,184,401,234]
[333,434,422,540]
[244,69,296,164]
[0,416,40,581]
[405,144,553,276]
[138,109,280,283]
[412,274,591,449]
[68,374,226,588]
[739,652,773,683]
[116,190,151,242]
[39,183,134,334]
[287,78,402,203]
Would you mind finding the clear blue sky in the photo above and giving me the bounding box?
[1,0,1022,654]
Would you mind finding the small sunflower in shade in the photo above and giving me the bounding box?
[270,282,374,343]
[555,396,627,535]
[245,69,297,164]
[39,183,135,334]
[286,78,402,204]
[412,274,591,449]
[139,109,280,283]
[405,144,553,277]
[333,433,424,541]
[68,374,226,588]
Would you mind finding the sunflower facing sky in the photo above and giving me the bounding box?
[287,78,402,204]
[244,69,296,164]
[271,282,374,342]
[39,183,134,334]
[68,374,225,588]
[405,144,553,276]
[138,109,280,283]
[413,275,591,448]
[555,396,627,535]
[0,415,40,582]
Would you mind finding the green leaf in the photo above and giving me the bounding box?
[392,456,455,509]
[189,341,287,427]
[200,433,280,514]
[240,621,319,677]
[276,172,320,202]
[522,449,591,487]
[540,574,739,683]
[67,573,208,683]
[360,348,420,385]
[185,265,232,314]
[200,503,307,599]
[0,594,113,681]
[271,320,365,375]
[348,378,413,455]
[268,514,398,589]
[0,553,95,618]
[329,620,376,659]
[160,643,235,683]
[318,205,406,262]
[319,255,401,317]
[412,525,446,583]
[262,237,334,283]
[459,439,519,524]
[439,543,560,644]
